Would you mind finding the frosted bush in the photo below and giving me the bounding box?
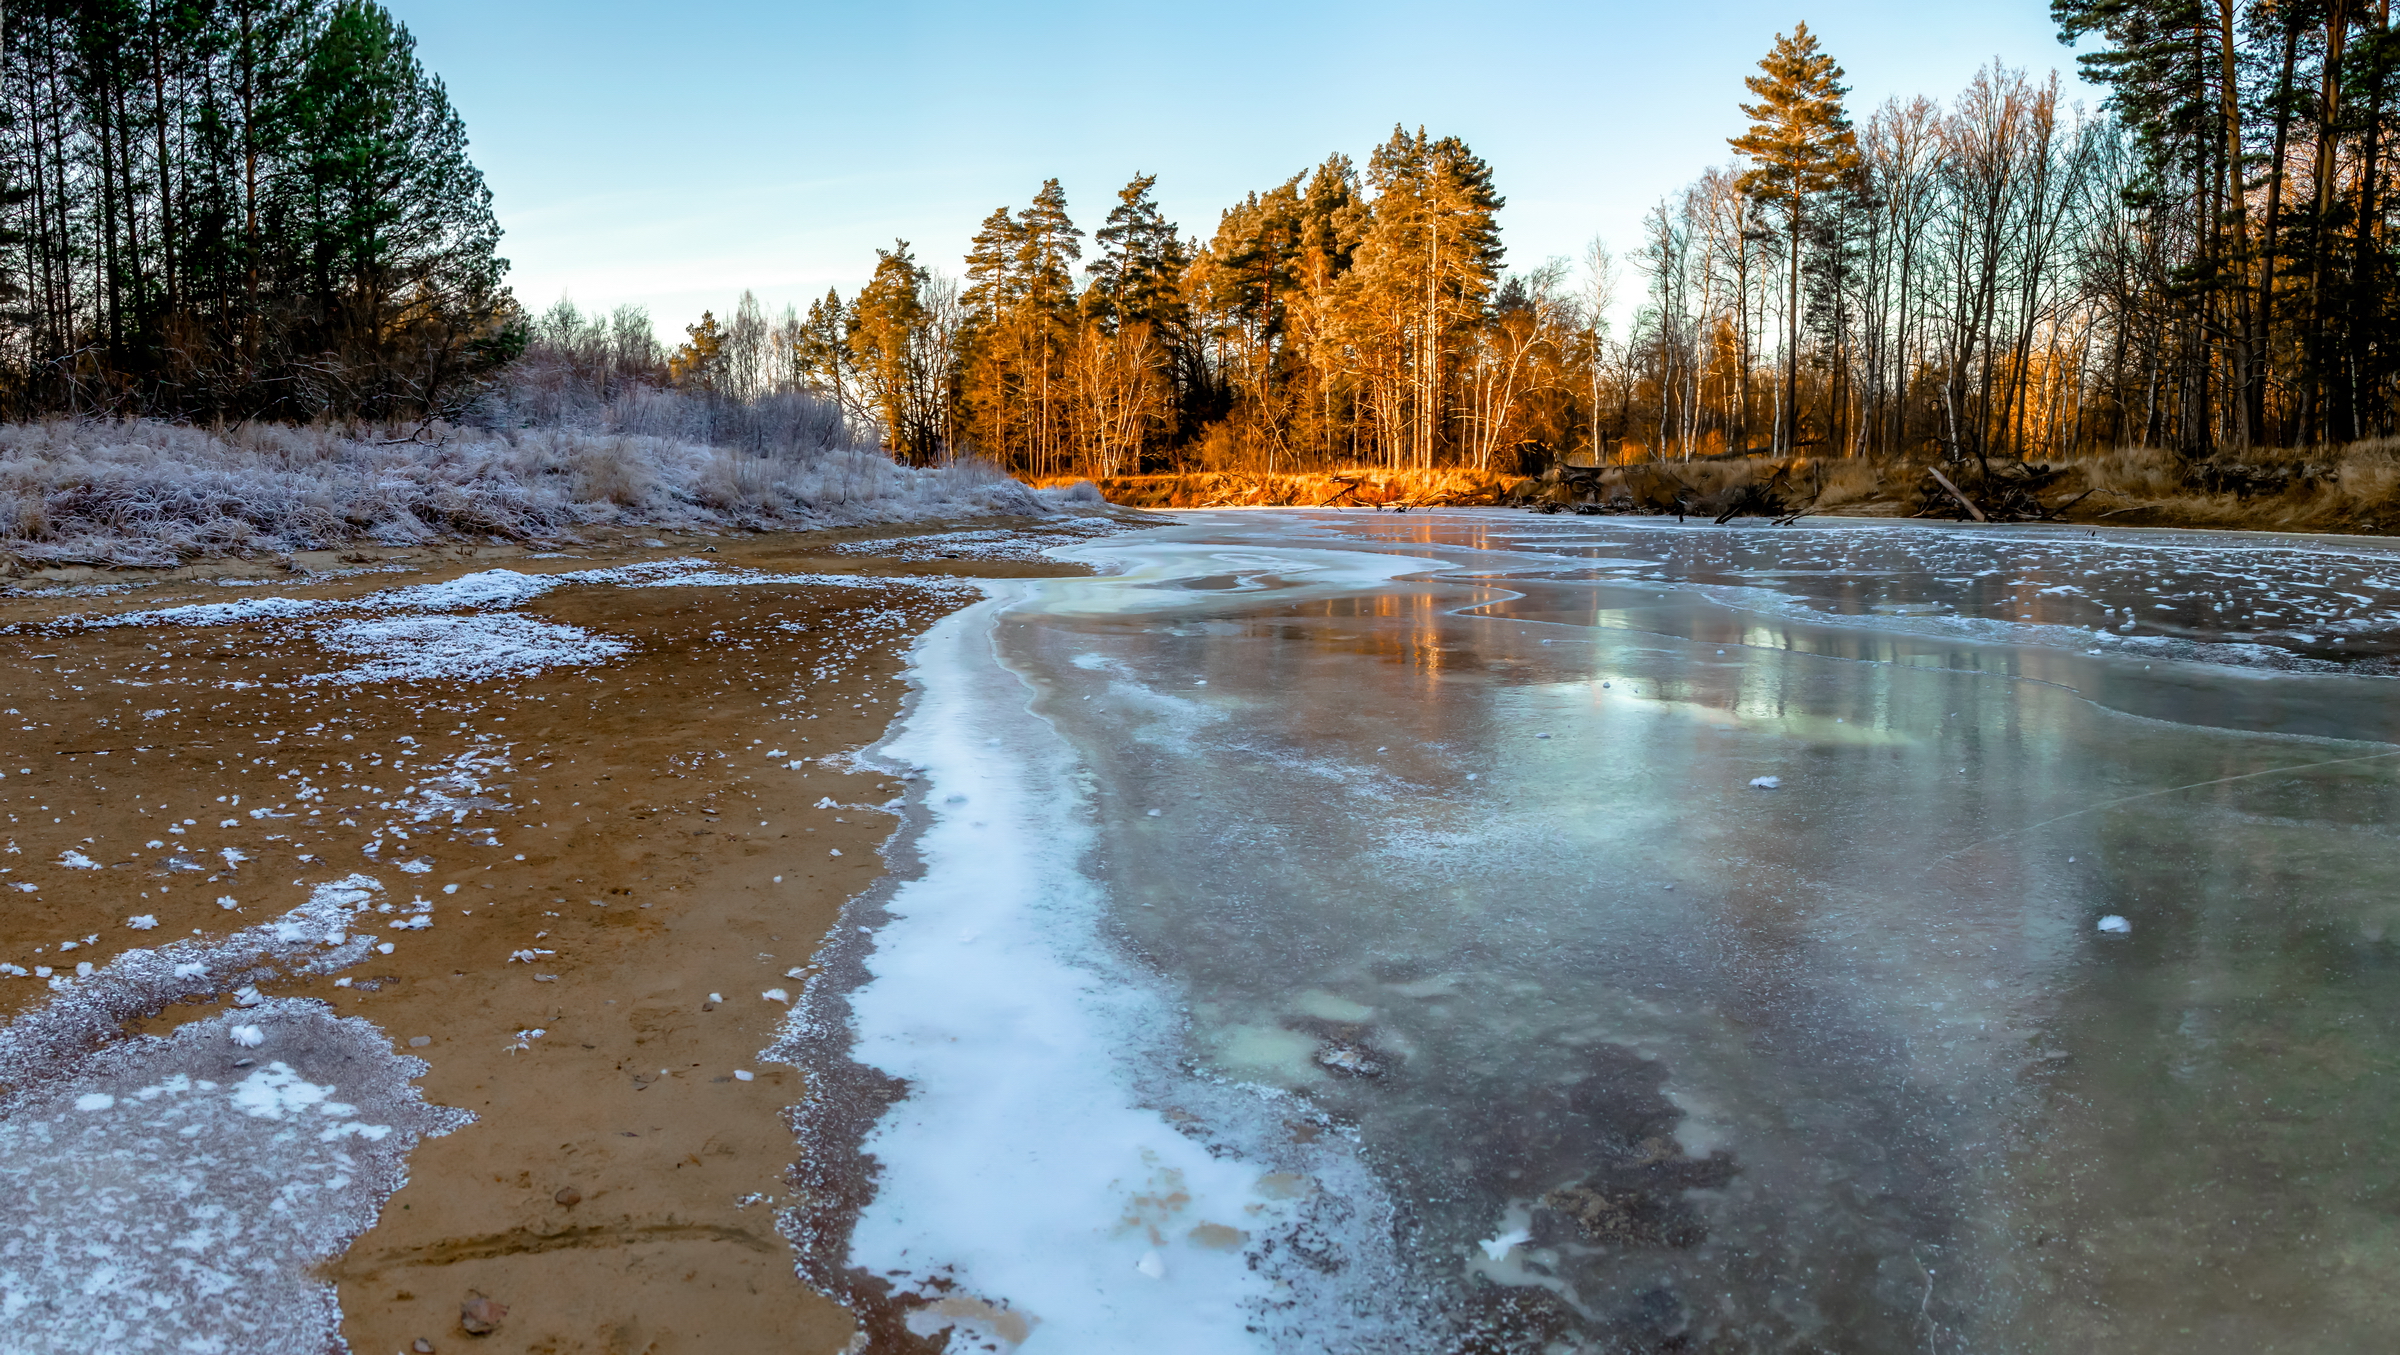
[0,391,1054,567]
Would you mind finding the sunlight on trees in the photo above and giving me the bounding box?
[13,3,2400,474]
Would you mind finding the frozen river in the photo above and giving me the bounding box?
[803,510,2400,1353]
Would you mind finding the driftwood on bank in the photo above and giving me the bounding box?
[1908,461,2071,522]
[1924,467,1986,521]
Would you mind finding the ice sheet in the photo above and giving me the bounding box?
[791,584,1423,1354]
[805,507,2400,1352]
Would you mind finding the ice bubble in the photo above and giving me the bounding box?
[761,988,789,1002]
[2097,915,2132,934]
[1146,809,1162,817]
[734,1069,755,1082]
[1135,1249,1167,1279]
[829,848,843,857]
[1480,1229,1532,1261]
[126,915,158,930]
[229,1025,265,1048]
[1749,776,1782,789]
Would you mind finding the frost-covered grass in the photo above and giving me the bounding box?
[0,392,1061,568]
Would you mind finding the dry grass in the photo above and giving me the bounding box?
[1501,443,2400,534]
[1048,467,1521,509]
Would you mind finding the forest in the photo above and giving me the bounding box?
[9,3,2400,484]
[0,0,513,420]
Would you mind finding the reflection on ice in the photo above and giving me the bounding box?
[817,509,2400,1353]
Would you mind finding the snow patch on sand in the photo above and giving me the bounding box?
[0,871,459,1353]
[0,1004,465,1353]
[307,613,630,685]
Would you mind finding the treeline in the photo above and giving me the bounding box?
[2059,0,2400,451]
[1636,6,2400,465]
[0,0,517,420]
[713,6,2400,475]
[14,1,2398,470]
[639,129,1542,477]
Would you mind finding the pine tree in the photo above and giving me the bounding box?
[0,0,513,417]
[1330,128,1505,468]
[956,181,1083,474]
[1729,22,1862,455]
[669,310,726,392]
[961,206,1026,317]
[1084,174,1190,333]
[280,1,511,412]
[794,288,854,420]
[850,241,933,459]
[1015,177,1083,325]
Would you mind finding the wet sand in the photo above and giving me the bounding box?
[0,519,1103,1353]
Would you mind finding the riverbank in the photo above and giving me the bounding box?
[0,510,1133,1352]
[1048,440,2400,535]
[1041,468,1518,510]
[0,416,1083,573]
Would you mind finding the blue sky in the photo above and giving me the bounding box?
[396,0,2100,336]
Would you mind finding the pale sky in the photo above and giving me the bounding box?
[395,0,2101,338]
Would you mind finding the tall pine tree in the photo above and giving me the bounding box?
[1729,23,1862,455]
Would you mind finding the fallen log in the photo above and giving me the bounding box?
[1927,467,1988,522]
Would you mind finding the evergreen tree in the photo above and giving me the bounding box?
[669,310,726,392]
[1330,127,1505,467]
[1084,173,1190,336]
[0,0,514,417]
[794,287,854,420]
[960,206,1026,318]
[283,1,510,412]
[1729,22,1862,454]
[1015,177,1083,325]
[956,182,1082,473]
[849,240,934,459]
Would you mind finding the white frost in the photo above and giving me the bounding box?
[1478,1229,1532,1261]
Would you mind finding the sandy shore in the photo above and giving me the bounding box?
[0,516,1118,1353]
